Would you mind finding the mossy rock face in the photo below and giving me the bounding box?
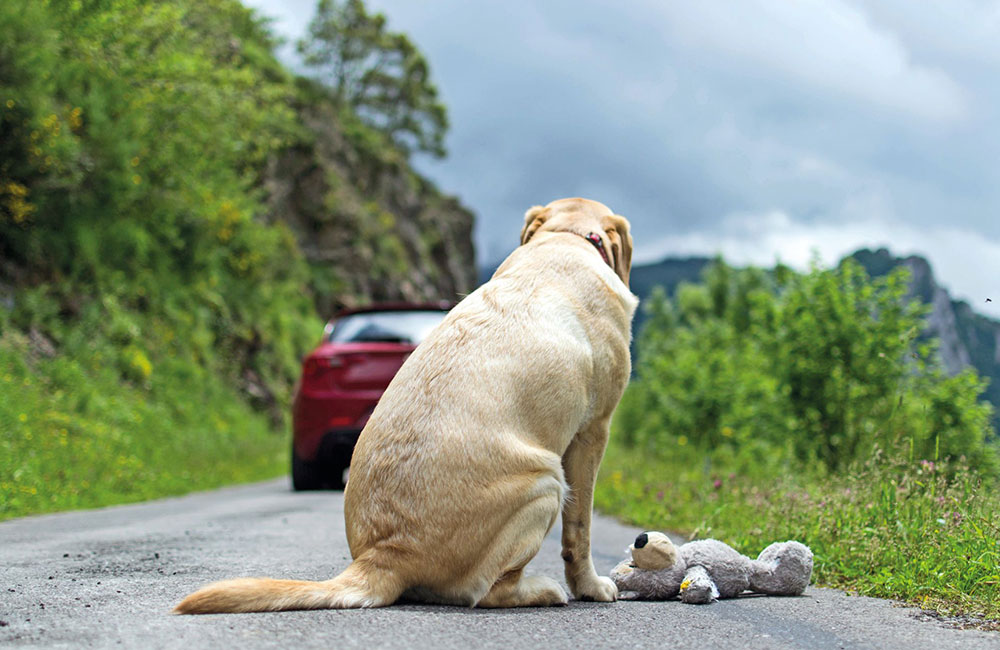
[265,99,476,317]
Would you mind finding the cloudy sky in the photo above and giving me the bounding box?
[245,0,1000,317]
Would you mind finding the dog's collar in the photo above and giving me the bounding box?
[583,232,612,268]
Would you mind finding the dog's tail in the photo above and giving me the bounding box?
[173,555,405,614]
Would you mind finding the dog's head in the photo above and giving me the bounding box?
[520,198,633,287]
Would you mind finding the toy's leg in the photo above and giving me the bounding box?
[679,565,719,604]
[561,417,618,602]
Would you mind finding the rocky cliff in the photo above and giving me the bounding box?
[851,248,1000,424]
[266,85,477,318]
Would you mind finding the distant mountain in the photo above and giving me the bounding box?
[627,256,712,347]
[849,248,1000,426]
[623,248,1000,431]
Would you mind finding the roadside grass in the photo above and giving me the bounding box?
[595,439,1000,624]
[0,331,286,521]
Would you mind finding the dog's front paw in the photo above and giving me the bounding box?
[573,575,618,602]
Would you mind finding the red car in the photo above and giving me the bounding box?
[291,302,454,490]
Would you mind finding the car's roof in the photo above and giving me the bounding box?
[331,301,455,320]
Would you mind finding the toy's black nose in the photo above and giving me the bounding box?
[634,533,648,548]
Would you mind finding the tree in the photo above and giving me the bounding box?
[297,0,448,157]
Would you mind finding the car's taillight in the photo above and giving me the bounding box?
[304,355,343,376]
[301,354,350,391]
[303,358,321,376]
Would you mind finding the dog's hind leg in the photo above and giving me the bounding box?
[477,571,567,608]
[475,479,567,608]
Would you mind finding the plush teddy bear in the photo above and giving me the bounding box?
[610,531,813,604]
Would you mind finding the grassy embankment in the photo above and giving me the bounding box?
[596,260,1000,625]
[0,331,287,520]
[596,444,1000,623]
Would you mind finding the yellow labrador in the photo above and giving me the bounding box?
[175,197,637,613]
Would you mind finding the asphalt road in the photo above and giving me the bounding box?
[1,478,997,650]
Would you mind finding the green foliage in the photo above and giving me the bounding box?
[619,258,997,475]
[0,0,326,516]
[0,330,285,521]
[298,0,449,157]
[600,257,1000,623]
[0,0,473,522]
[0,0,469,520]
[0,0,319,408]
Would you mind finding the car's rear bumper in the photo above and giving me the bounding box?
[292,388,376,460]
[294,424,365,464]
[291,428,362,490]
[313,427,363,465]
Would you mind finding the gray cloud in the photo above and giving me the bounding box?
[245,0,1000,314]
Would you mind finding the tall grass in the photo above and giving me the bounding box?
[595,440,1000,623]
[0,330,286,521]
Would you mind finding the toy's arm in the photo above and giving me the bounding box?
[609,560,643,600]
[679,565,719,604]
[610,559,686,600]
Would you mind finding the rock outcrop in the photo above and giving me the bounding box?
[266,93,476,318]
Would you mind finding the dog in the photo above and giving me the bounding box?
[175,197,637,613]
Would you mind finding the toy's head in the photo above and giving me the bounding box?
[629,532,679,570]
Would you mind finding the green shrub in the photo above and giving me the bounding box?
[619,258,997,476]
[0,0,317,404]
[0,0,322,517]
[0,331,286,520]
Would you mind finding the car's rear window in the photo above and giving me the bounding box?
[327,310,448,344]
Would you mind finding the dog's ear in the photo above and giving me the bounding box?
[608,215,633,287]
[520,205,548,245]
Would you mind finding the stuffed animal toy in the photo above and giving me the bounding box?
[610,531,813,604]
